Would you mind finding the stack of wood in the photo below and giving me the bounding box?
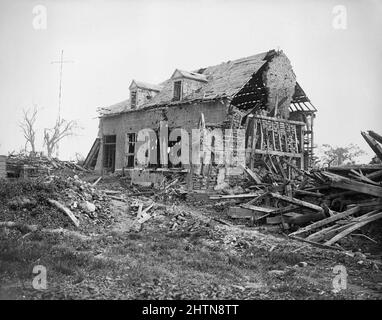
[5,153,89,178]
[209,129,382,250]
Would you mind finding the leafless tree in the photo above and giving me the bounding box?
[43,118,78,158]
[19,107,38,155]
[319,143,366,167]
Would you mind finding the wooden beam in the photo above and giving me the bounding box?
[209,193,259,200]
[239,164,262,184]
[269,192,324,213]
[321,171,382,198]
[48,199,80,227]
[289,206,360,236]
[254,115,305,126]
[330,180,382,198]
[361,131,382,161]
[368,130,382,145]
[324,211,382,246]
[289,235,343,251]
[366,169,382,181]
[306,210,378,242]
[253,149,302,158]
[294,189,324,197]
[241,204,276,213]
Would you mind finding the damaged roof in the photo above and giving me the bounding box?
[99,49,314,117]
[129,80,162,92]
[143,51,270,109]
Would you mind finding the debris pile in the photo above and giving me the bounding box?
[5,153,88,178]
[209,130,382,251]
[0,174,113,230]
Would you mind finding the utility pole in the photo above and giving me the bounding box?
[51,49,74,158]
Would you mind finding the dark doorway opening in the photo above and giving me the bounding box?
[103,135,116,173]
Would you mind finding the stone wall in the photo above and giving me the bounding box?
[95,100,229,173]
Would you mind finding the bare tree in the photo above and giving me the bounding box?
[319,143,366,167]
[43,118,78,158]
[19,107,38,155]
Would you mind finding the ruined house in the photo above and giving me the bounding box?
[85,49,317,189]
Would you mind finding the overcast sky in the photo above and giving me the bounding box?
[0,0,381,161]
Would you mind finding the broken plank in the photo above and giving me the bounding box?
[239,164,262,184]
[307,210,378,242]
[322,171,382,197]
[368,130,382,144]
[289,206,360,236]
[108,195,126,202]
[325,211,382,246]
[366,169,382,181]
[228,207,265,219]
[244,191,270,206]
[330,180,382,198]
[240,204,276,213]
[92,177,102,187]
[289,235,344,251]
[48,199,80,228]
[269,192,324,213]
[294,189,324,197]
[361,131,382,162]
[271,205,299,215]
[210,193,260,200]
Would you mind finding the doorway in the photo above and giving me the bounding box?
[103,135,116,173]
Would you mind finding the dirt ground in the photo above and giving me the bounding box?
[1,177,382,300]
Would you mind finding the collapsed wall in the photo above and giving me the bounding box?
[262,51,296,119]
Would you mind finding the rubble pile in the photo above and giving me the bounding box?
[0,174,114,230]
[5,153,89,178]
[208,130,382,251]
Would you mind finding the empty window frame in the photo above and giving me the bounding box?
[173,81,182,101]
[131,91,137,108]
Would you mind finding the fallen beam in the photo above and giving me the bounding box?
[289,235,343,251]
[239,164,262,184]
[361,131,382,162]
[321,171,382,198]
[48,199,80,227]
[368,130,382,145]
[289,206,360,236]
[240,204,276,213]
[92,177,102,186]
[325,211,382,246]
[269,193,324,213]
[210,193,260,200]
[306,210,378,242]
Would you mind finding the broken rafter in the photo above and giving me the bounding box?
[361,131,382,162]
[368,130,382,145]
[290,206,360,237]
[269,192,324,213]
[48,199,80,227]
[209,193,260,200]
[321,171,382,198]
[240,164,262,184]
[324,211,382,246]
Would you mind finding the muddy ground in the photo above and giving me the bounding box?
[0,176,381,300]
